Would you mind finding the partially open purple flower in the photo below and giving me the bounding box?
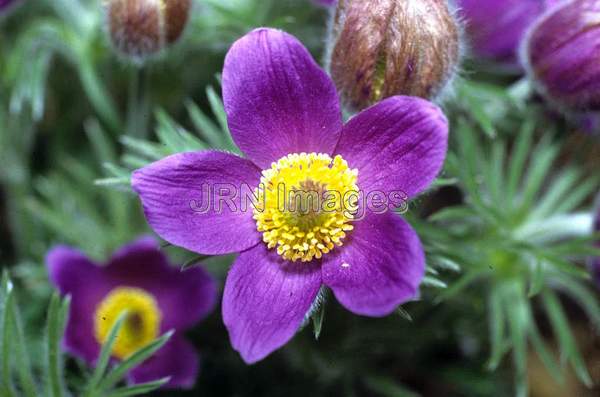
[46,237,216,389]
[523,0,600,110]
[457,0,560,63]
[132,28,448,363]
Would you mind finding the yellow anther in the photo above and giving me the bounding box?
[253,153,359,262]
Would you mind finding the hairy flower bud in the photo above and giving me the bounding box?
[107,0,191,61]
[327,0,460,111]
[457,0,560,64]
[523,0,600,111]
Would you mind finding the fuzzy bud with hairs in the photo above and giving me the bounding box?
[107,0,191,61]
[327,0,460,111]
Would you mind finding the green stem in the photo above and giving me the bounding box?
[125,66,150,138]
[10,301,38,397]
[1,280,16,397]
[2,117,36,259]
[78,59,122,134]
[5,183,32,259]
[46,294,65,397]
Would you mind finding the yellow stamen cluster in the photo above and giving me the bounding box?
[254,153,359,262]
[94,287,161,360]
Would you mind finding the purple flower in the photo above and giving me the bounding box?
[523,0,600,110]
[46,237,216,389]
[132,28,448,363]
[457,0,560,63]
[0,0,21,12]
[574,112,600,135]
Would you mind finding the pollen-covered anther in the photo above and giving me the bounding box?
[253,153,359,262]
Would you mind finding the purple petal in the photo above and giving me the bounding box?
[128,334,199,389]
[103,237,217,331]
[334,96,448,199]
[132,150,262,255]
[222,28,342,169]
[46,246,109,363]
[458,0,557,63]
[322,211,425,316]
[222,244,322,363]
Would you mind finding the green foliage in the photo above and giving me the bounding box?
[24,120,143,259]
[419,82,600,396]
[5,1,121,131]
[97,84,238,191]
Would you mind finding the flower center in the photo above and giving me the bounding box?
[253,153,359,262]
[94,287,161,360]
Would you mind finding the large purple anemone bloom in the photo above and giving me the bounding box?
[132,28,448,363]
[46,237,216,388]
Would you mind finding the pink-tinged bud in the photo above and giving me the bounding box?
[457,0,560,64]
[107,0,191,61]
[523,0,600,110]
[327,0,460,111]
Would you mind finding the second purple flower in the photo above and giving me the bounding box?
[46,237,216,388]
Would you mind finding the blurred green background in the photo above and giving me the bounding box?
[1,1,599,396]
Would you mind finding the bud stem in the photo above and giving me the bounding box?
[78,58,122,133]
[126,67,151,139]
